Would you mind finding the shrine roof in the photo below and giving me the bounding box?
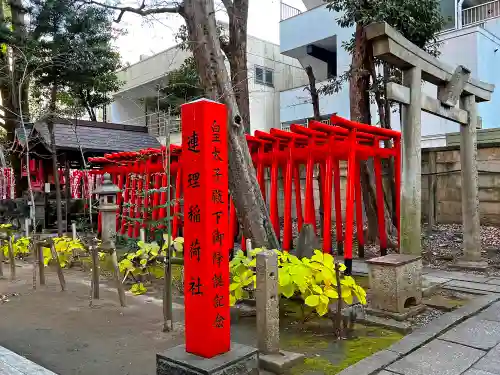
[32,118,161,153]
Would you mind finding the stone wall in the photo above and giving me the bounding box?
[422,144,500,226]
[273,143,500,226]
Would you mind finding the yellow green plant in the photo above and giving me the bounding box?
[42,236,86,268]
[162,234,184,257]
[2,236,31,259]
[119,237,184,295]
[229,249,367,319]
[0,223,13,231]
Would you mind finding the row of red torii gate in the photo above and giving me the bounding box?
[89,103,402,272]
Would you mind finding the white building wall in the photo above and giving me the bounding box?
[109,35,307,139]
[110,98,145,126]
[115,47,191,95]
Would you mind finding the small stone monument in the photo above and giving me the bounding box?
[94,173,120,248]
[294,224,319,259]
[366,254,425,320]
[256,250,304,374]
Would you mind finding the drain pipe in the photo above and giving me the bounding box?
[457,0,465,29]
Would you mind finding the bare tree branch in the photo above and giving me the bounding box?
[80,0,183,22]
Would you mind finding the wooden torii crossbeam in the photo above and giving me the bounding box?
[365,22,495,269]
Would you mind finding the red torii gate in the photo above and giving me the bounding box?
[89,114,401,275]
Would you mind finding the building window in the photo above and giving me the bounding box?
[255,66,274,87]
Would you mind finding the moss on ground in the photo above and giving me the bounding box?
[289,325,403,375]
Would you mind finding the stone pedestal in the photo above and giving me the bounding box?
[366,254,424,320]
[449,259,489,272]
[156,343,258,375]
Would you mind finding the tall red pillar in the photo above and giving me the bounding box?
[182,99,230,358]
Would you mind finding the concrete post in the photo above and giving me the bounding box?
[256,250,305,373]
[256,250,279,355]
[246,238,252,261]
[140,228,146,243]
[72,223,77,240]
[400,67,422,255]
[427,151,437,234]
[455,94,486,270]
[24,218,29,237]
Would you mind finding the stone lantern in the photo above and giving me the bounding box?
[95,173,120,249]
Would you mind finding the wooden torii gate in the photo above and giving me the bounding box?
[366,22,495,270]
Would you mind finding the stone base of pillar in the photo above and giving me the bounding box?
[156,343,258,375]
[259,351,305,374]
[449,259,489,272]
[365,304,426,321]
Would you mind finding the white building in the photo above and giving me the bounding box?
[107,31,308,145]
[279,0,500,147]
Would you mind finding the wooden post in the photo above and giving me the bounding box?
[110,248,126,307]
[37,242,46,285]
[91,246,100,299]
[65,158,71,233]
[427,151,437,234]
[459,95,483,263]
[49,239,66,291]
[334,262,343,339]
[0,239,4,279]
[7,235,15,281]
[400,67,423,255]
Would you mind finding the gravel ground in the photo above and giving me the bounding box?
[273,218,500,274]
[422,223,500,270]
[409,307,444,329]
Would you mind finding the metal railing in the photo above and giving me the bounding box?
[120,112,181,137]
[462,0,500,26]
[146,112,181,137]
[280,2,302,21]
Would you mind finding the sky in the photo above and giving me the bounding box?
[114,0,306,65]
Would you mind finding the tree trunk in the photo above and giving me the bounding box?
[0,3,22,196]
[352,24,397,244]
[367,51,397,233]
[88,107,97,121]
[305,66,321,121]
[48,84,64,236]
[9,0,30,121]
[350,23,379,243]
[225,0,251,134]
[180,0,279,249]
[305,66,323,231]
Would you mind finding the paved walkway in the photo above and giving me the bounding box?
[2,260,500,375]
[340,263,500,375]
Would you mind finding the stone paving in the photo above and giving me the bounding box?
[0,346,57,375]
[339,263,500,375]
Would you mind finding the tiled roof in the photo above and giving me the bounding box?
[33,119,160,152]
